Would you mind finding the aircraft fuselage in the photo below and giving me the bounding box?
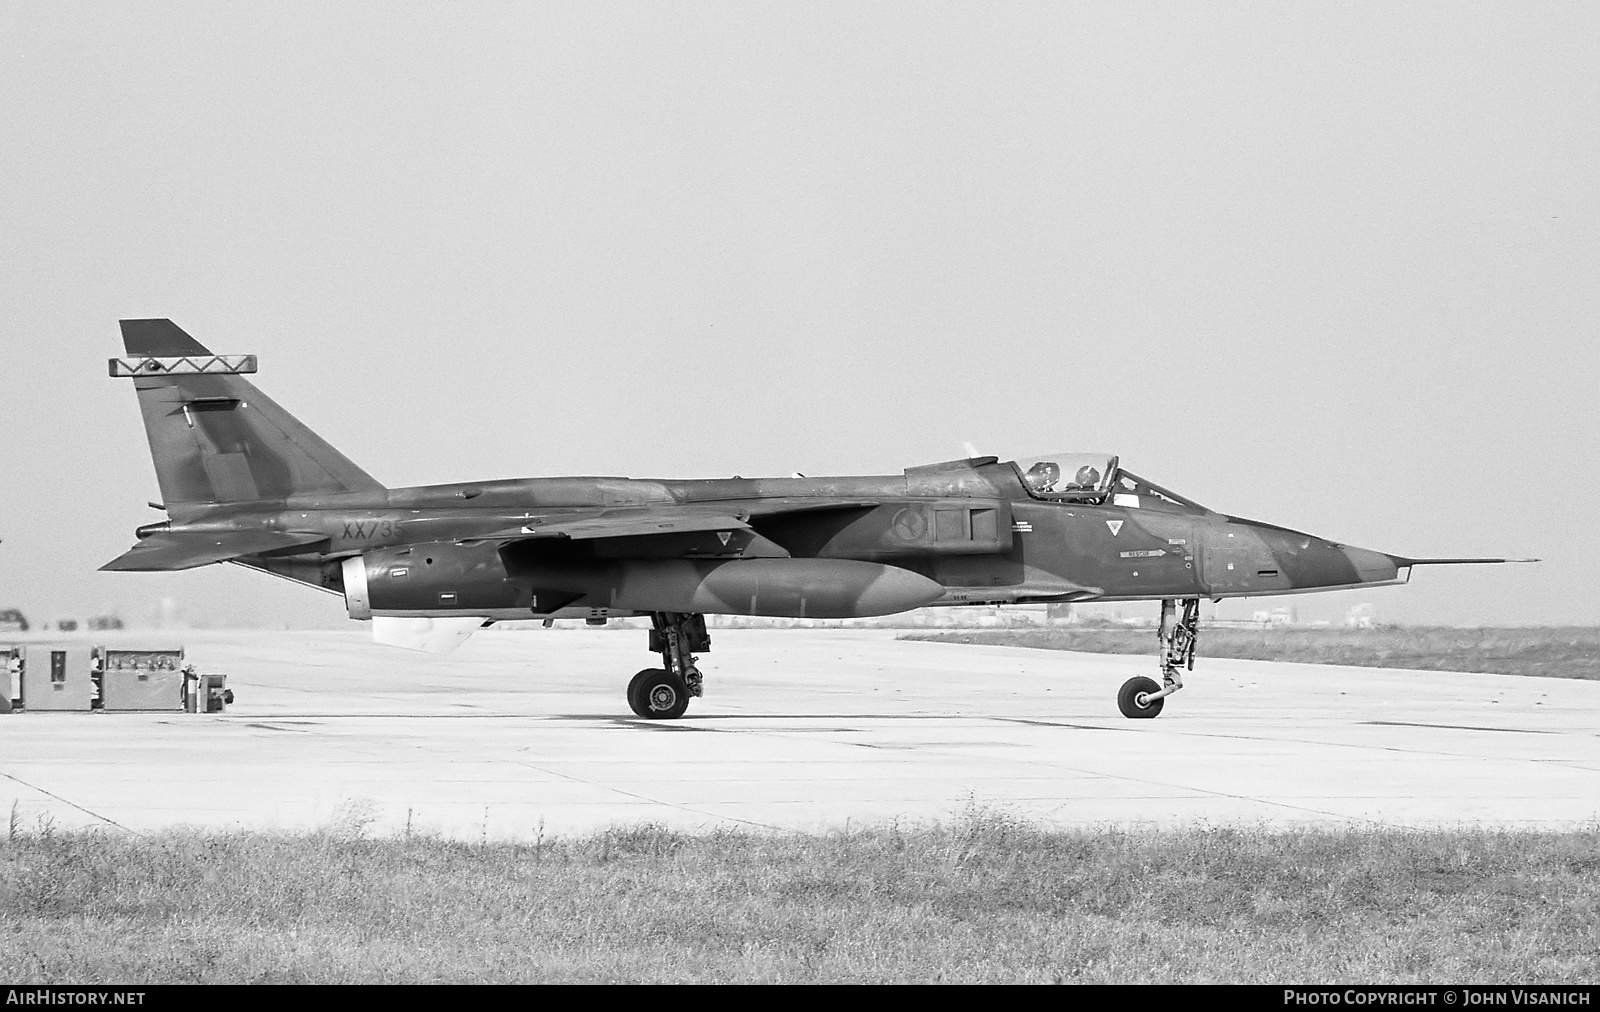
[106,319,1521,719]
[140,461,1408,623]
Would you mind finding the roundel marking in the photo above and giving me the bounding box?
[891,506,926,541]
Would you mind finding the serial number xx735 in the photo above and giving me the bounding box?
[341,519,399,541]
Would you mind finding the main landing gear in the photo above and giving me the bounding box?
[1118,597,1199,719]
[627,611,709,720]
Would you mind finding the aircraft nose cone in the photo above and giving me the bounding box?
[1341,546,1400,584]
[1212,521,1405,593]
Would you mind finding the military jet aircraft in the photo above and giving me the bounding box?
[104,319,1529,720]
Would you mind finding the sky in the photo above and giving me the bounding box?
[0,2,1595,629]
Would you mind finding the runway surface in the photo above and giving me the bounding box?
[3,628,1597,840]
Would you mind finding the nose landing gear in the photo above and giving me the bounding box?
[1118,597,1199,719]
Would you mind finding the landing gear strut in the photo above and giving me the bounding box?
[627,612,709,720]
[1118,597,1199,719]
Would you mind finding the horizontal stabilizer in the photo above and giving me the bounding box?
[100,530,328,571]
[371,616,485,654]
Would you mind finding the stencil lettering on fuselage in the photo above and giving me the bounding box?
[342,519,398,541]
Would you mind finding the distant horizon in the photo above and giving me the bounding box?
[4,611,1594,635]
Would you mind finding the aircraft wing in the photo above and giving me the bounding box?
[484,511,755,541]
[480,500,879,542]
[740,498,879,517]
[100,530,329,571]
[474,501,884,558]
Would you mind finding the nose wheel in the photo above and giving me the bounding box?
[1117,676,1164,718]
[1117,597,1199,719]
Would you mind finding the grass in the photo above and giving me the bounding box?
[900,626,1600,681]
[3,809,1598,983]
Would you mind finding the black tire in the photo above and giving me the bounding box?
[627,668,689,719]
[1117,676,1164,719]
[626,668,660,717]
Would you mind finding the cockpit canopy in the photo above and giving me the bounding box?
[1013,452,1118,500]
[1010,452,1213,514]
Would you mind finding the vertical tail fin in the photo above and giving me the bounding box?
[114,319,384,511]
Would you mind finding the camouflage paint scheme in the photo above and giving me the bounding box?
[103,320,1522,717]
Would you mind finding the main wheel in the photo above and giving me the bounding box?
[1117,676,1164,719]
[627,668,661,717]
[627,667,690,719]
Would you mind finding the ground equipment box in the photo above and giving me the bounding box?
[18,645,95,711]
[98,647,186,712]
[184,672,233,713]
[2,646,18,711]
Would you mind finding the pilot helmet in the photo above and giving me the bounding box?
[1025,461,1060,492]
